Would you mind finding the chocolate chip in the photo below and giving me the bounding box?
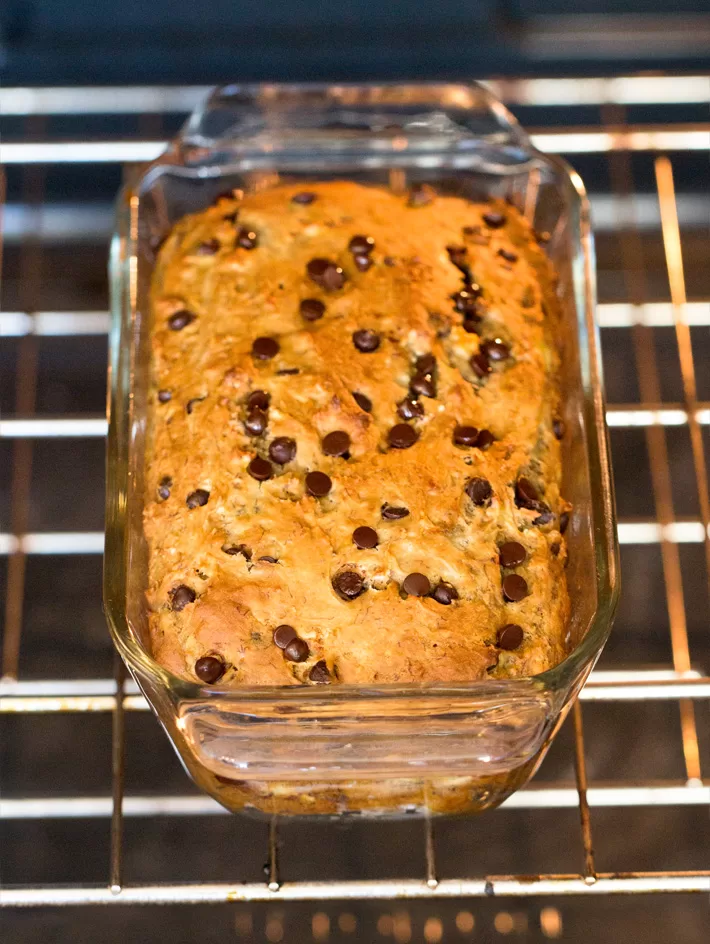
[551,541,561,557]
[453,425,479,446]
[157,476,171,501]
[305,471,332,497]
[381,503,410,520]
[499,542,526,568]
[553,417,565,440]
[169,584,196,611]
[462,317,483,335]
[384,256,396,266]
[284,637,310,662]
[300,298,326,321]
[278,368,300,378]
[195,238,220,255]
[481,338,510,362]
[497,248,518,263]
[186,397,204,414]
[168,309,195,331]
[258,556,278,563]
[236,227,258,249]
[322,430,350,457]
[333,570,365,600]
[353,253,372,272]
[408,183,435,207]
[269,437,297,465]
[252,337,279,360]
[560,511,570,534]
[466,477,492,505]
[247,390,270,411]
[352,329,380,353]
[273,624,298,649]
[195,655,226,683]
[502,574,528,602]
[222,543,252,560]
[497,624,524,650]
[186,488,209,509]
[244,410,268,435]
[398,397,424,421]
[475,429,495,451]
[157,389,172,403]
[403,572,430,597]
[353,391,372,413]
[452,289,482,315]
[307,258,346,291]
[353,526,378,549]
[309,660,331,683]
[349,234,375,255]
[533,510,555,526]
[247,456,273,481]
[470,351,491,378]
[482,210,506,228]
[432,581,459,605]
[292,191,317,205]
[410,375,436,398]
[446,245,468,269]
[388,423,418,449]
[515,477,541,510]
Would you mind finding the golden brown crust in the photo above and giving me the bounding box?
[145,181,570,687]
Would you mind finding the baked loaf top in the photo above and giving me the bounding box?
[145,181,570,687]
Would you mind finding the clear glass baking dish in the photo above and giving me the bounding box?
[106,82,619,817]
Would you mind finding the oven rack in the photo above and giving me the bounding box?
[1,75,709,917]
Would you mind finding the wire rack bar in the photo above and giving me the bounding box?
[4,873,710,908]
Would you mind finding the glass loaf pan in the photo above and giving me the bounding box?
[106,83,619,817]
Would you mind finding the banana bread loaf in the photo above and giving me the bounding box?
[145,180,570,688]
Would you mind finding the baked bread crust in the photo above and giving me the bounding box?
[145,181,570,688]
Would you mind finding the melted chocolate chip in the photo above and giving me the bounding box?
[307,258,346,291]
[169,584,196,611]
[353,253,372,272]
[247,390,270,411]
[462,316,483,335]
[247,456,273,481]
[475,429,495,451]
[309,660,331,683]
[381,503,410,520]
[466,477,493,506]
[251,337,280,360]
[481,338,510,362]
[497,247,518,263]
[258,556,278,564]
[273,624,298,649]
[322,430,350,457]
[470,351,491,378]
[157,476,171,501]
[222,543,252,560]
[553,417,566,440]
[157,389,172,403]
[388,423,418,449]
[353,526,378,549]
[502,574,528,603]
[186,488,210,509]
[533,510,555,526]
[446,245,469,270]
[408,183,436,207]
[453,425,479,447]
[482,210,506,229]
[410,375,436,398]
[333,570,365,600]
[398,397,424,421]
[284,637,310,662]
[515,477,542,510]
[305,471,332,497]
[452,289,482,316]
[186,397,204,414]
[560,511,570,534]
[291,191,317,205]
[432,581,459,605]
[244,410,268,435]
[269,437,297,465]
[497,624,524,650]
[353,391,372,413]
[236,227,258,249]
[195,655,225,683]
[499,542,526,568]
[195,239,220,255]
[349,234,375,255]
[352,329,380,353]
[300,298,326,322]
[168,309,195,331]
[403,572,430,597]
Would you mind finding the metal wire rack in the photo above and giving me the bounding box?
[1,75,709,936]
